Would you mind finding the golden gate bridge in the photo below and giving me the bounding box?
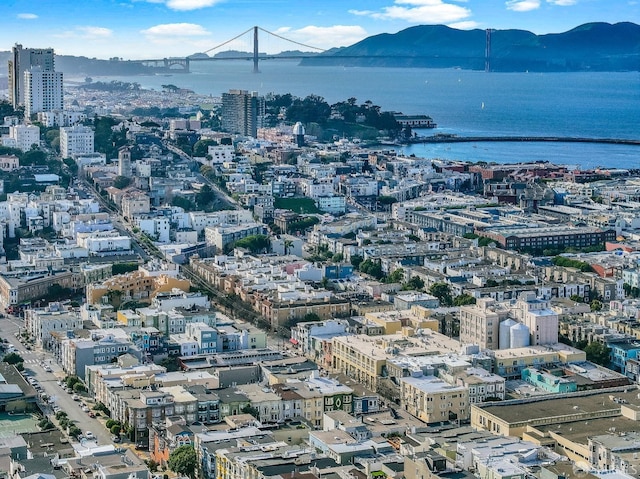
[133,26,326,74]
[126,25,497,74]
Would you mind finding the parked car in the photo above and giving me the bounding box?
[72,395,80,401]
[112,435,121,443]
[135,443,148,450]
[88,412,96,418]
[85,431,94,440]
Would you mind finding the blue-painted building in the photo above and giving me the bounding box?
[324,264,354,280]
[521,367,577,394]
[608,341,640,374]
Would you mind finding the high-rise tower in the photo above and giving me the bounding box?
[8,44,55,108]
[24,67,64,117]
[221,89,265,138]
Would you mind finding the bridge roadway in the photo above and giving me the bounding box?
[406,135,640,146]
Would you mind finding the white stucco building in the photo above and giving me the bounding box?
[60,125,94,158]
[3,124,40,151]
[24,67,63,117]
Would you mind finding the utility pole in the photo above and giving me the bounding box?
[253,26,260,73]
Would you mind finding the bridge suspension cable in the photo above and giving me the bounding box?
[201,26,255,55]
[258,27,326,52]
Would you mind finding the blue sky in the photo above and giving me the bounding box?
[0,0,638,59]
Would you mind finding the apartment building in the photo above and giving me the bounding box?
[399,373,469,424]
[60,125,94,158]
[24,303,82,348]
[459,298,509,350]
[512,293,559,345]
[24,67,63,117]
[3,124,40,151]
[60,331,133,379]
[8,44,54,108]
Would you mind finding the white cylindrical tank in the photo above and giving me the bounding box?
[293,122,305,136]
[510,323,530,349]
[499,319,517,349]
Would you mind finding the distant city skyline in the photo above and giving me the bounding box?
[0,0,637,60]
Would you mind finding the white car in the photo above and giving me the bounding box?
[85,431,94,440]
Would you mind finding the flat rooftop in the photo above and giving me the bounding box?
[476,388,640,425]
[537,417,640,446]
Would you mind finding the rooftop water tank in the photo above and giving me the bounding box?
[499,319,517,349]
[510,323,530,349]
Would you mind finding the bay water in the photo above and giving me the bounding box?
[86,60,640,169]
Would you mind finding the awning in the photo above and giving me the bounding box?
[289,338,298,345]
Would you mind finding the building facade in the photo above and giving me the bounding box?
[221,89,265,137]
[8,44,55,108]
[24,68,63,117]
[60,125,94,158]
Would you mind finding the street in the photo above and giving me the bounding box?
[0,316,112,446]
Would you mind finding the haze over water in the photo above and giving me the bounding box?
[86,60,640,169]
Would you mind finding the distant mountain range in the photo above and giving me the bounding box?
[301,22,640,72]
[0,22,637,77]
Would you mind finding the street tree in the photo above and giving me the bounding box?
[584,342,610,366]
[2,352,23,365]
[429,282,453,306]
[168,445,198,479]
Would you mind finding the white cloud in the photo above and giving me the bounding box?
[349,0,471,24]
[55,26,113,40]
[348,10,376,16]
[143,0,223,10]
[506,0,541,11]
[448,20,481,29]
[141,23,210,37]
[273,25,368,50]
[77,26,113,38]
[547,0,577,5]
[17,13,38,20]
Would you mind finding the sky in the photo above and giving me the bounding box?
[0,0,638,59]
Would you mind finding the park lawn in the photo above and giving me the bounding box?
[274,197,321,214]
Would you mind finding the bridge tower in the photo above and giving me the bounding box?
[485,28,492,72]
[253,26,260,73]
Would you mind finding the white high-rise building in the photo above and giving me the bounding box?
[60,125,94,158]
[8,44,55,108]
[2,124,40,151]
[24,67,64,117]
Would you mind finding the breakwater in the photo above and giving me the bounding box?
[408,136,640,146]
